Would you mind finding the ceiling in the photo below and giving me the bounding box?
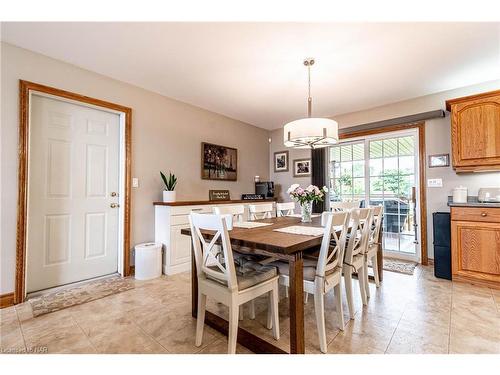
[2,22,499,130]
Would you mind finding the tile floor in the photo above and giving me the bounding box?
[1,266,499,354]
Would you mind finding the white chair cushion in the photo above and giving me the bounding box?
[271,258,337,281]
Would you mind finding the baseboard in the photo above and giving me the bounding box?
[0,292,15,309]
[163,262,191,275]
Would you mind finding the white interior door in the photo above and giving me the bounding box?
[26,94,121,293]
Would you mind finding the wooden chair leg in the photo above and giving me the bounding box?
[266,291,272,330]
[364,261,370,299]
[334,283,344,331]
[372,255,380,287]
[313,291,327,353]
[285,286,289,298]
[239,308,244,320]
[304,292,309,304]
[344,271,355,319]
[195,292,206,347]
[249,300,256,320]
[228,302,239,354]
[358,265,368,306]
[270,286,280,340]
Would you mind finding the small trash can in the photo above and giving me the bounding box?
[134,242,162,280]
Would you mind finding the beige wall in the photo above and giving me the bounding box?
[0,43,270,294]
[271,79,500,259]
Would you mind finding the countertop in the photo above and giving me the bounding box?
[153,198,277,206]
[447,196,500,208]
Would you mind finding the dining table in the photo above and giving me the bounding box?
[181,215,383,354]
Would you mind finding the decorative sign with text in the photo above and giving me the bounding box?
[209,190,231,201]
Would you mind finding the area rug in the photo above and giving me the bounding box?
[382,258,418,275]
[29,276,135,317]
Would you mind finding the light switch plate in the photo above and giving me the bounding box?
[132,178,139,188]
[427,178,443,188]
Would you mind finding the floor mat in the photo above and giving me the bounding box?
[29,275,134,317]
[382,258,418,275]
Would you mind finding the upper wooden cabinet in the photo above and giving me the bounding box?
[446,90,500,172]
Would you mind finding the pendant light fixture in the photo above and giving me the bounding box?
[283,58,339,149]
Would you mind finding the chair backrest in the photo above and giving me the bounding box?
[249,203,274,220]
[213,205,245,223]
[276,202,295,217]
[316,211,350,279]
[330,201,360,212]
[369,205,384,246]
[189,213,238,291]
[344,208,373,264]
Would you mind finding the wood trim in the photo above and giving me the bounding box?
[15,80,132,304]
[1,293,15,309]
[339,122,428,265]
[153,198,277,206]
[445,89,500,111]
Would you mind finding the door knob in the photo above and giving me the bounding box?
[110,192,118,197]
[110,203,120,208]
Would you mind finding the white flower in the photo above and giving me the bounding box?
[287,184,300,194]
[322,186,329,192]
[306,185,315,192]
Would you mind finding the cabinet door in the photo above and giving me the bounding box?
[170,224,192,266]
[451,220,500,283]
[451,94,500,170]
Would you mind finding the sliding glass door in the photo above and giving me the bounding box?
[328,130,420,261]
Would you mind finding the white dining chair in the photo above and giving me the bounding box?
[329,200,360,212]
[343,207,373,319]
[189,212,280,354]
[249,203,274,220]
[213,205,245,222]
[270,211,350,353]
[276,202,295,217]
[363,205,383,297]
[213,204,258,320]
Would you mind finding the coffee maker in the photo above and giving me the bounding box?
[255,181,274,198]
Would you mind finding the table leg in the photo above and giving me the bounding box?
[191,243,198,318]
[288,251,305,354]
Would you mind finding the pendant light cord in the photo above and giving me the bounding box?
[307,61,312,118]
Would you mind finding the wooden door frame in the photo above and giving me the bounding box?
[339,121,428,265]
[15,80,133,304]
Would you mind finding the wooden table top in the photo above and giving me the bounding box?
[181,216,325,255]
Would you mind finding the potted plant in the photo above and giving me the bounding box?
[160,171,177,202]
[287,184,328,222]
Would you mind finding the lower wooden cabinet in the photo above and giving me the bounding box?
[451,207,500,288]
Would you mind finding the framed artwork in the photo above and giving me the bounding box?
[201,142,237,181]
[428,153,450,168]
[274,150,289,172]
[293,158,311,177]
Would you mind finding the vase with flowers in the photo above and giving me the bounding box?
[287,184,328,223]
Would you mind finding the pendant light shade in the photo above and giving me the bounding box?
[283,58,339,149]
[283,117,339,149]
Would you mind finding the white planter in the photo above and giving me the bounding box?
[163,190,176,202]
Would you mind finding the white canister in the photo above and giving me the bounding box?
[452,186,468,203]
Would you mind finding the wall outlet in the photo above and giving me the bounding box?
[132,177,139,188]
[427,178,443,188]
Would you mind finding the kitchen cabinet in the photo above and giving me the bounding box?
[446,90,500,172]
[450,206,500,288]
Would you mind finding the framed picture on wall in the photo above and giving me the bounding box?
[428,153,450,168]
[201,142,237,181]
[293,158,311,177]
[274,150,289,172]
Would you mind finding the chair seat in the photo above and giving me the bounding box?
[208,261,277,291]
[271,258,337,282]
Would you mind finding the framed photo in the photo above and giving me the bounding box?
[274,150,289,172]
[428,153,450,168]
[201,142,237,181]
[293,158,311,177]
